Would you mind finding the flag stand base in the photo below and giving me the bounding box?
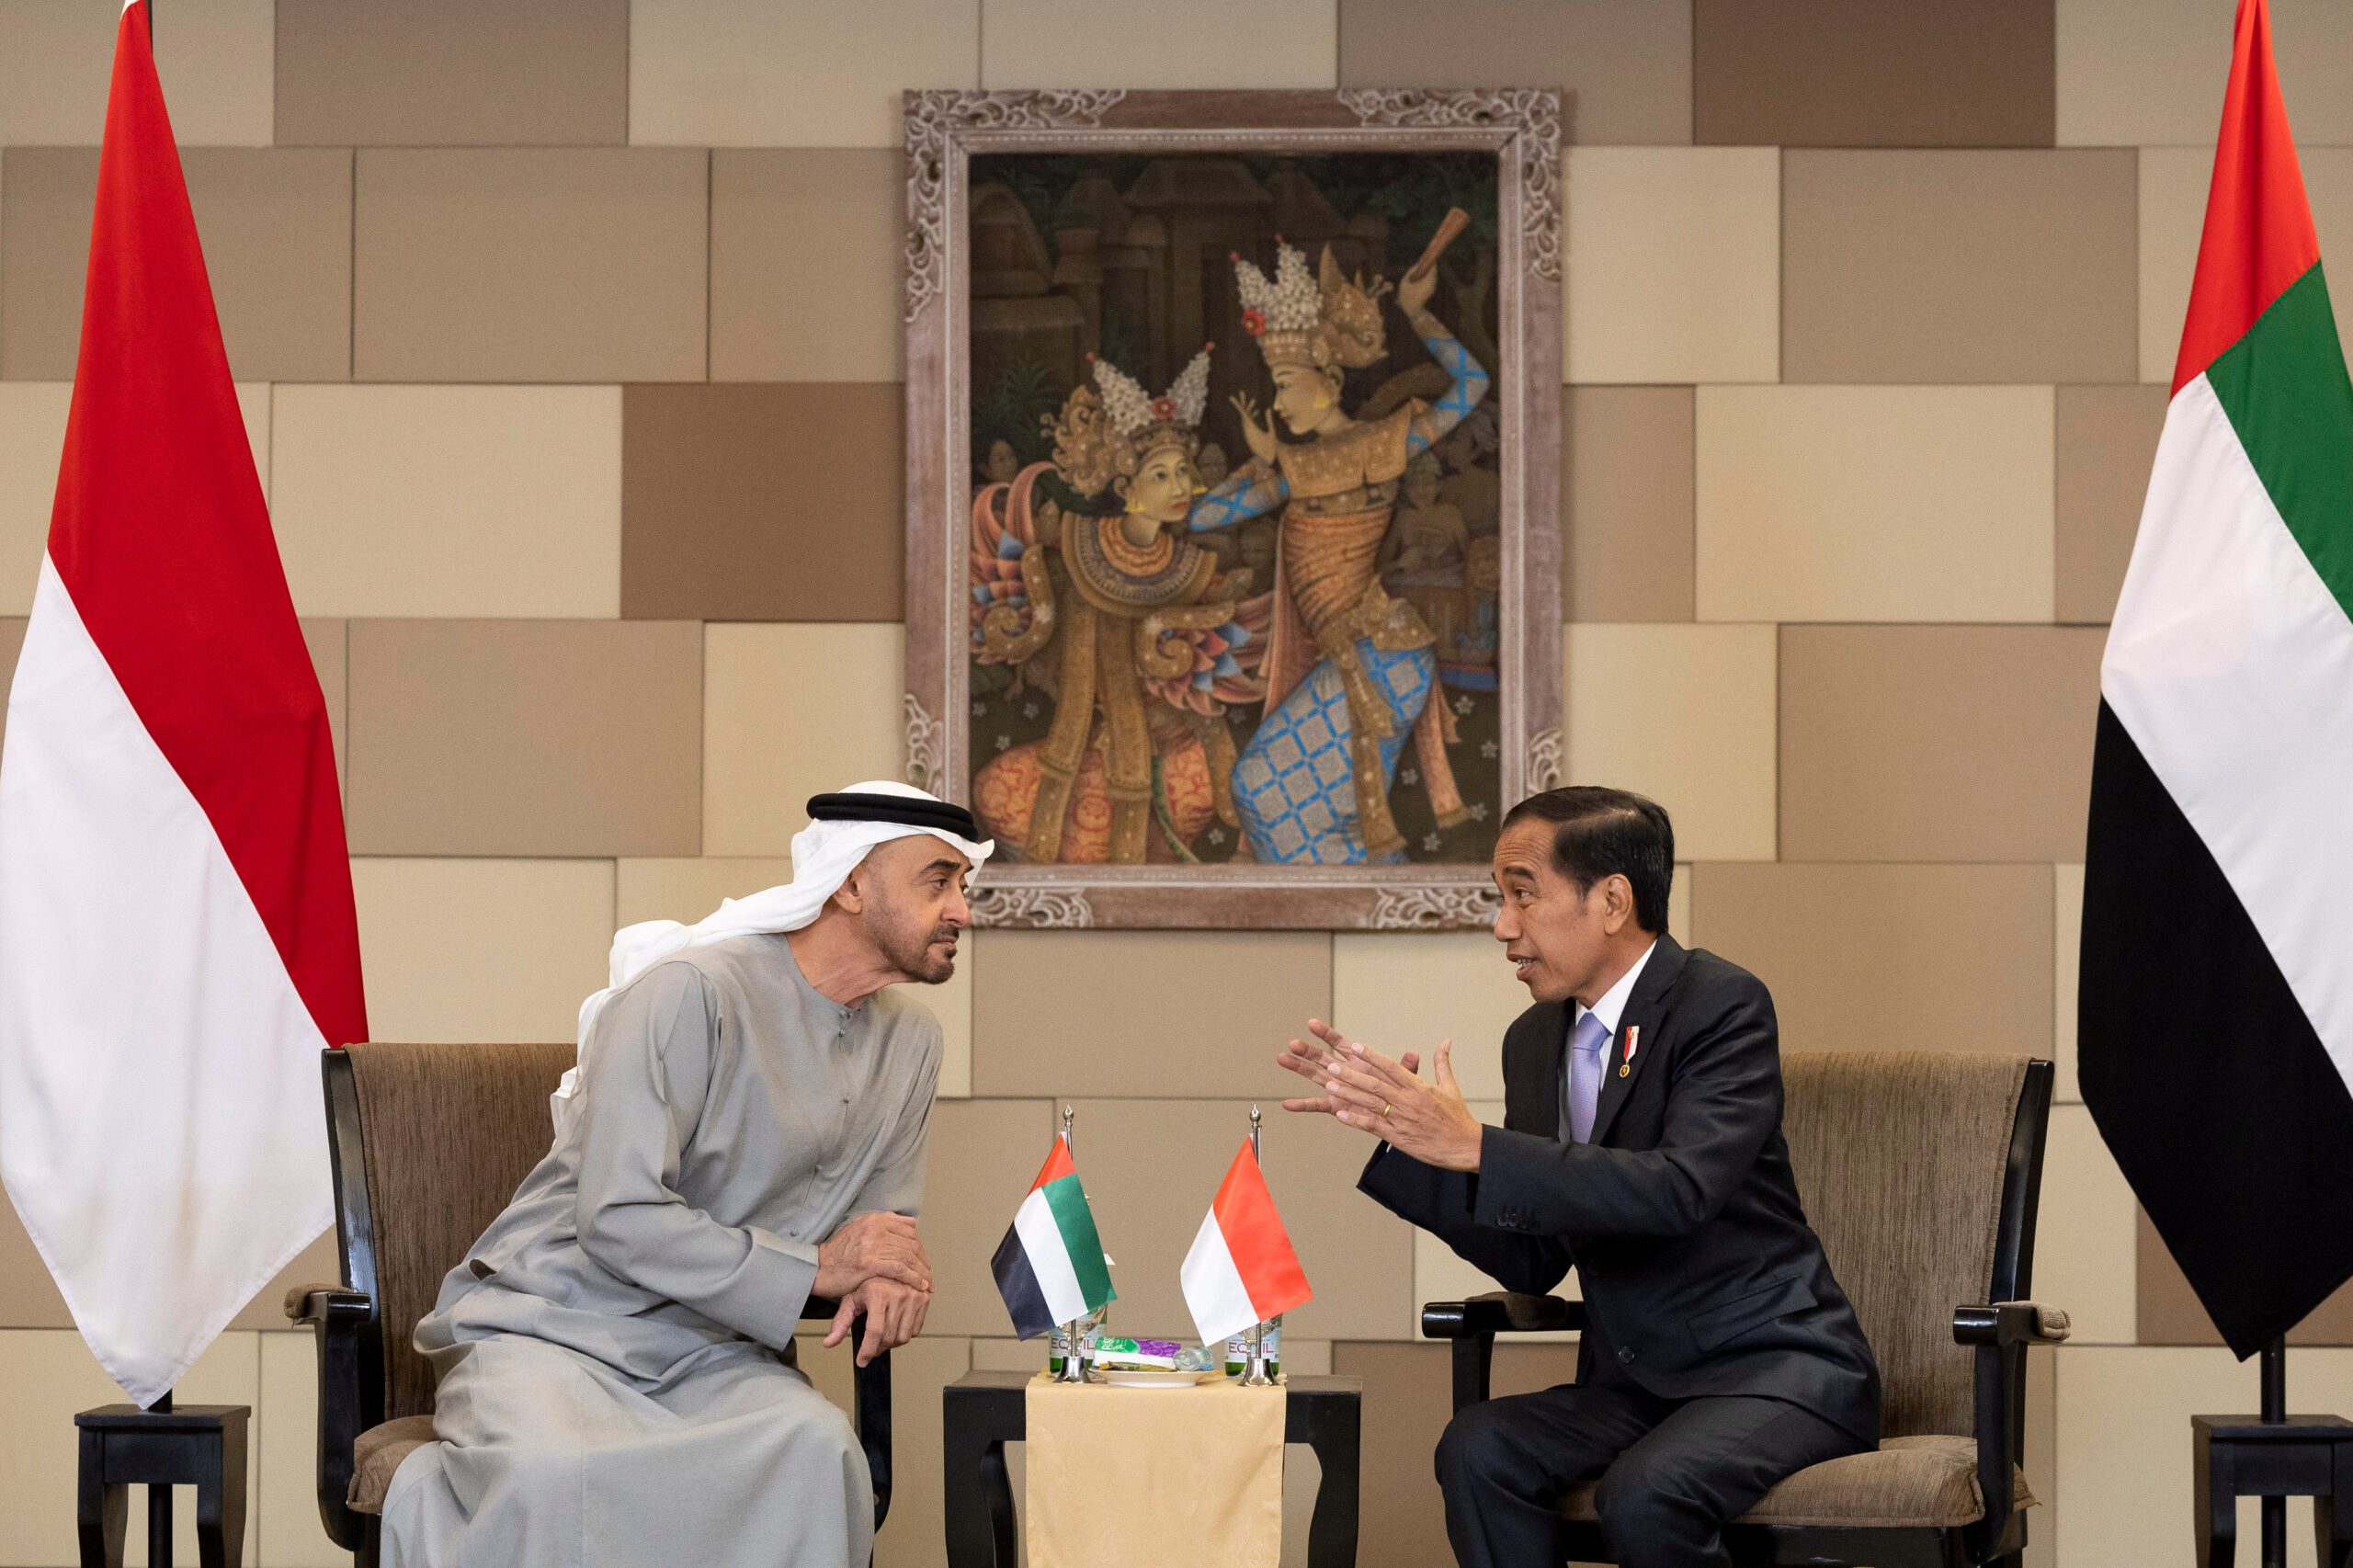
[2262,1336,2286,1568]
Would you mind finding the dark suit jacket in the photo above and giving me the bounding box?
[1358,934,1881,1443]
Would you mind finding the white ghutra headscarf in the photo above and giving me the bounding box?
[551,780,994,1133]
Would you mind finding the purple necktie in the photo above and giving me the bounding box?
[1567,1010,1609,1144]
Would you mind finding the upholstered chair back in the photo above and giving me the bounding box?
[338,1040,577,1422]
[1779,1051,2035,1439]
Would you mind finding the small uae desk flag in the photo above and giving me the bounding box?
[1180,1140,1313,1346]
[0,0,368,1404]
[2082,0,2353,1356]
[992,1134,1115,1340]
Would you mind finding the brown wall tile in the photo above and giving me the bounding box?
[710,151,904,383]
[354,149,707,383]
[0,618,22,776]
[1780,626,2104,863]
[2137,1208,2353,1346]
[1335,1341,1585,1568]
[301,618,347,783]
[0,1192,69,1326]
[1564,386,1695,622]
[1339,0,1692,145]
[1695,0,2054,147]
[2,147,352,382]
[1782,150,2136,384]
[622,384,904,620]
[919,1098,1058,1336]
[276,0,628,146]
[1065,1098,1415,1343]
[971,929,1332,1098]
[2056,383,2168,626]
[345,619,702,857]
[1689,862,2054,1058]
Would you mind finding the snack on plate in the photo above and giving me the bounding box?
[1089,1336,1180,1369]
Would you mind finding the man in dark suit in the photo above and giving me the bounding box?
[1277,786,1879,1568]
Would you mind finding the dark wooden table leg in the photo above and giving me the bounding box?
[980,1441,1018,1564]
[2198,1430,2235,1568]
[76,1426,125,1568]
[2322,1440,2353,1568]
[198,1416,246,1568]
[943,1398,1014,1568]
[1303,1392,1360,1568]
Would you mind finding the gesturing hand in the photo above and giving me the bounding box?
[823,1277,929,1367]
[1275,1018,1484,1172]
[815,1210,931,1297]
[1230,392,1279,465]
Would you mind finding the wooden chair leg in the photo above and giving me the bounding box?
[197,1428,246,1568]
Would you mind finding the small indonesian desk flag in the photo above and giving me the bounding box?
[0,0,367,1404]
[991,1134,1115,1340]
[1180,1140,1313,1346]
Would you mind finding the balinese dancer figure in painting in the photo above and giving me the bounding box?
[1188,213,1491,863]
[968,347,1270,864]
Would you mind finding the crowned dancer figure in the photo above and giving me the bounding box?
[1189,219,1490,863]
[968,347,1270,864]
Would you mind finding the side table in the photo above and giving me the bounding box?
[74,1403,248,1568]
[942,1369,1360,1568]
[2193,1413,2353,1568]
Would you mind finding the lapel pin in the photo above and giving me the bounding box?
[1620,1025,1639,1078]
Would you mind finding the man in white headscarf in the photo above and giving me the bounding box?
[381,782,992,1568]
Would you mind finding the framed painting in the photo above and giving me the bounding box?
[902,89,1561,930]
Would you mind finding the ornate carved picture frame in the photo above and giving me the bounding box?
[903,89,1561,930]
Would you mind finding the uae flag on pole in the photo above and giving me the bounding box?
[991,1134,1115,1340]
[0,0,368,1403]
[2082,0,2353,1358]
[1179,1140,1312,1346]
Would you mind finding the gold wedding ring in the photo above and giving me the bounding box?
[1381,1100,1392,1119]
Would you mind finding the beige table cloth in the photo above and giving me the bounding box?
[1025,1373,1286,1568]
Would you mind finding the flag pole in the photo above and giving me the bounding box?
[2260,1335,2286,1567]
[1051,1105,1086,1382]
[1242,1105,1274,1386]
[144,1386,172,1562]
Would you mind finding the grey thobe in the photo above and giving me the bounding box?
[381,933,941,1568]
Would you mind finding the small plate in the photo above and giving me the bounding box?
[1086,1368,1224,1388]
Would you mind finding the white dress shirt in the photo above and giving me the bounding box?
[1562,939,1659,1139]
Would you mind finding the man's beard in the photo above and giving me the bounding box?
[874,906,959,984]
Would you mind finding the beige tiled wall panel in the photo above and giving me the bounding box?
[2056,382,2169,624]
[631,2,980,148]
[972,929,1333,1098]
[709,153,904,383]
[1689,862,2055,1059]
[1695,384,2056,623]
[298,618,347,784]
[2053,863,2083,1105]
[1337,0,1692,145]
[2,148,352,383]
[351,858,615,1044]
[275,0,629,147]
[2059,0,2353,147]
[0,1183,69,1327]
[622,382,904,619]
[981,0,1337,87]
[258,1327,345,1568]
[1563,386,1696,622]
[0,2,272,146]
[1779,625,2105,863]
[2057,1346,2353,1568]
[1332,934,1527,1102]
[1695,0,2054,148]
[347,619,701,857]
[2143,147,2353,382]
[271,385,622,619]
[353,149,707,384]
[0,1328,260,1566]
[1064,1097,1415,1343]
[1565,148,1779,385]
[1782,151,2138,385]
[1565,623,1778,861]
[703,622,904,857]
[915,1097,1058,1335]
[2035,1106,2136,1345]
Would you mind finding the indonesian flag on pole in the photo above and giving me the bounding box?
[1180,1140,1312,1346]
[2081,0,2353,1356]
[0,0,368,1403]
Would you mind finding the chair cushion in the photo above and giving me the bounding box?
[347,1415,439,1515]
[1557,1435,2035,1528]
